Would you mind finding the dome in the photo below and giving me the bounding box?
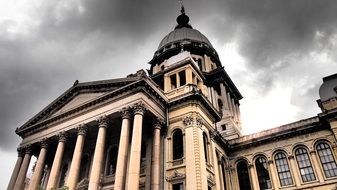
[158,27,213,50]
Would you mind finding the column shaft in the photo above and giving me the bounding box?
[28,140,48,190]
[114,110,131,190]
[46,132,67,189]
[126,103,145,190]
[14,146,32,190]
[310,151,325,182]
[248,165,259,190]
[151,124,161,190]
[66,126,87,190]
[8,148,24,190]
[268,161,279,190]
[88,117,108,190]
[288,156,301,187]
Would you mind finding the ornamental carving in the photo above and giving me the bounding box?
[24,144,32,154]
[132,101,146,115]
[182,114,204,127]
[40,138,49,149]
[207,174,216,186]
[153,118,165,130]
[120,107,131,119]
[165,170,186,182]
[182,115,193,126]
[77,124,88,136]
[58,131,68,142]
[17,147,24,157]
[97,115,109,128]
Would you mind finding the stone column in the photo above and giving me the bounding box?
[288,155,301,187]
[151,119,163,190]
[268,160,279,190]
[66,125,87,190]
[8,147,24,190]
[46,132,68,189]
[114,108,131,190]
[227,93,233,115]
[14,145,32,190]
[310,150,325,182]
[88,116,109,190]
[126,102,146,190]
[28,139,49,190]
[220,83,229,111]
[248,164,258,190]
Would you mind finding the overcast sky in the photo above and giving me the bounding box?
[1,0,337,187]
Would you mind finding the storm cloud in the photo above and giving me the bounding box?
[1,1,337,186]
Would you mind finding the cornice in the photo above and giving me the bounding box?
[16,78,168,137]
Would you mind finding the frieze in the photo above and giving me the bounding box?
[165,170,186,182]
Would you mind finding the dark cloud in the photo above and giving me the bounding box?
[1,0,337,153]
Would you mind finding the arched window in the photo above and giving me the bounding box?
[316,142,337,178]
[172,129,183,160]
[274,152,293,186]
[59,163,68,187]
[237,160,252,190]
[295,147,316,182]
[106,146,118,176]
[255,157,272,189]
[203,132,209,163]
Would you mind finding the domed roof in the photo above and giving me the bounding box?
[158,27,213,50]
[157,7,214,50]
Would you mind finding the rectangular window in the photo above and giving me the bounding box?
[172,183,183,190]
[179,71,186,86]
[170,74,177,90]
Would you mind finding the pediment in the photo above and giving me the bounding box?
[51,92,106,117]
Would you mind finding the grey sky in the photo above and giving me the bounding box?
[1,0,337,187]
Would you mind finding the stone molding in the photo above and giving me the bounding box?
[77,124,88,136]
[207,174,216,186]
[120,107,131,120]
[96,115,109,128]
[58,131,68,142]
[40,138,49,149]
[165,170,186,182]
[132,101,147,115]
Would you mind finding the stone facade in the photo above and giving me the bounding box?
[8,7,337,190]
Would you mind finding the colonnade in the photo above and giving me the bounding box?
[8,102,164,190]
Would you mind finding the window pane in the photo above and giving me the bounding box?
[295,148,316,182]
[173,129,184,160]
[317,142,337,178]
[237,161,252,190]
[255,157,272,190]
[275,152,293,186]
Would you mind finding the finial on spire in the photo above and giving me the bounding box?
[178,0,185,14]
[175,0,192,29]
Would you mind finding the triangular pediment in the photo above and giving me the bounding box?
[51,92,106,117]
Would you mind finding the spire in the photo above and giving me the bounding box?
[175,0,192,29]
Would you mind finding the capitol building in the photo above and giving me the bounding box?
[7,6,337,190]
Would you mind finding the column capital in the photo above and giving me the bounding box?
[96,115,109,128]
[309,150,317,155]
[153,118,165,130]
[58,131,68,142]
[267,159,274,164]
[40,138,49,149]
[248,164,254,169]
[288,155,294,159]
[120,107,131,119]
[132,101,146,115]
[77,124,88,136]
[17,147,25,157]
[24,144,32,154]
